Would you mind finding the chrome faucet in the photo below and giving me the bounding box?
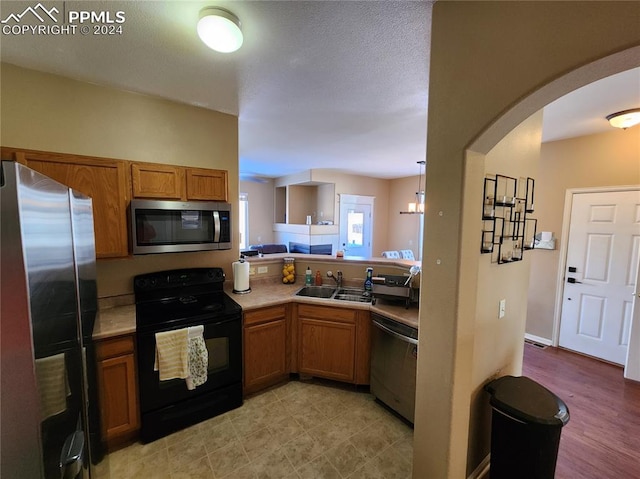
[327,270,343,288]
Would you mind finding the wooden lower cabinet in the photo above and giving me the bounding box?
[243,305,290,395]
[95,334,139,448]
[297,304,370,385]
[243,303,371,396]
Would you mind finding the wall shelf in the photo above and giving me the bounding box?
[481,174,536,264]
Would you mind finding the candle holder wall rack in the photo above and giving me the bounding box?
[481,174,537,264]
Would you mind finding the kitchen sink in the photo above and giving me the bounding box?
[333,288,372,303]
[295,286,336,298]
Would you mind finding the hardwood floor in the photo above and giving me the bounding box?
[522,344,640,479]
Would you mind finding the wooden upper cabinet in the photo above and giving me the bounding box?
[132,163,228,202]
[186,167,228,201]
[4,148,130,258]
[131,162,184,200]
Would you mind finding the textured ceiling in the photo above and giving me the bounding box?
[1,1,637,180]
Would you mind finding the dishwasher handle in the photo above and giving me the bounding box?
[372,318,418,345]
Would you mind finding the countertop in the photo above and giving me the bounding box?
[93,281,419,340]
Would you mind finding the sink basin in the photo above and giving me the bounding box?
[333,288,372,303]
[295,286,336,298]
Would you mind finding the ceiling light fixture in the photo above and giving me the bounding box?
[400,161,426,215]
[606,108,640,129]
[197,7,243,53]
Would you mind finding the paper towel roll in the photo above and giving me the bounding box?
[232,260,251,293]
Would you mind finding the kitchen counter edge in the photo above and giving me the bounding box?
[93,284,419,340]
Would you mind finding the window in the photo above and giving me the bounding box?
[239,193,248,250]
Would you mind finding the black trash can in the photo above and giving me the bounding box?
[484,375,570,479]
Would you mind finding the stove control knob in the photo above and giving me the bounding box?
[149,278,158,288]
[135,278,147,289]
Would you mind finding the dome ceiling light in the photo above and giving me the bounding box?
[606,108,640,129]
[197,7,243,53]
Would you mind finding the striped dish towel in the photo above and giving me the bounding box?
[154,328,189,381]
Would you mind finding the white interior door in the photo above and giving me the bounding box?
[624,259,640,380]
[339,194,374,257]
[559,190,640,365]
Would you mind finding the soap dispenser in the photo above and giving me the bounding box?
[364,267,373,292]
[314,270,322,286]
[305,267,313,286]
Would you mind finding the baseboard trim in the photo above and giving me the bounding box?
[468,454,490,479]
[525,333,552,347]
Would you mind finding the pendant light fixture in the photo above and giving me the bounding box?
[197,7,243,53]
[606,108,640,129]
[400,161,426,214]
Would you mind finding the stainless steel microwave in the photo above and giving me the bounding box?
[130,199,232,254]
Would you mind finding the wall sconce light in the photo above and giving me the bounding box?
[197,7,243,53]
[606,108,640,129]
[400,161,426,214]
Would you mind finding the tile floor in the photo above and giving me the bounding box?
[106,379,413,478]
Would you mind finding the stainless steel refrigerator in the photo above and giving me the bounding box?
[1,162,107,478]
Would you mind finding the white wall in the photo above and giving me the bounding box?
[240,179,276,246]
[526,128,640,340]
[467,111,543,470]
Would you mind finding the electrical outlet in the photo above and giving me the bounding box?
[257,266,268,274]
[499,299,506,319]
[249,267,256,276]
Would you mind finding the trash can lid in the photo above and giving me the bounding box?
[484,375,570,426]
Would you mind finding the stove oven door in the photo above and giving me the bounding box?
[137,315,242,415]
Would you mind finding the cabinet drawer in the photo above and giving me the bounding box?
[297,304,356,323]
[244,305,287,326]
[96,335,135,360]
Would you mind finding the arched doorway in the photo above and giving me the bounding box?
[413,2,640,478]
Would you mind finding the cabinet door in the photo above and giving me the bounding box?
[244,319,287,393]
[186,167,228,201]
[354,311,371,385]
[299,318,356,382]
[96,353,139,443]
[10,149,130,258]
[131,162,184,200]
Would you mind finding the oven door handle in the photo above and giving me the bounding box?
[372,318,418,345]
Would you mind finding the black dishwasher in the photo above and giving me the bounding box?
[370,313,418,424]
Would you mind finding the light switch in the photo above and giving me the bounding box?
[499,299,506,319]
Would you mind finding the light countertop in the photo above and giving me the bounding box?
[93,304,136,340]
[93,281,419,340]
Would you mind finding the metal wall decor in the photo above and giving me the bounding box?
[481,174,537,264]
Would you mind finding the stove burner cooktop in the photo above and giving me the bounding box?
[134,268,241,333]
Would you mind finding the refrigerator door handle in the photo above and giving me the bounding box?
[59,430,85,479]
